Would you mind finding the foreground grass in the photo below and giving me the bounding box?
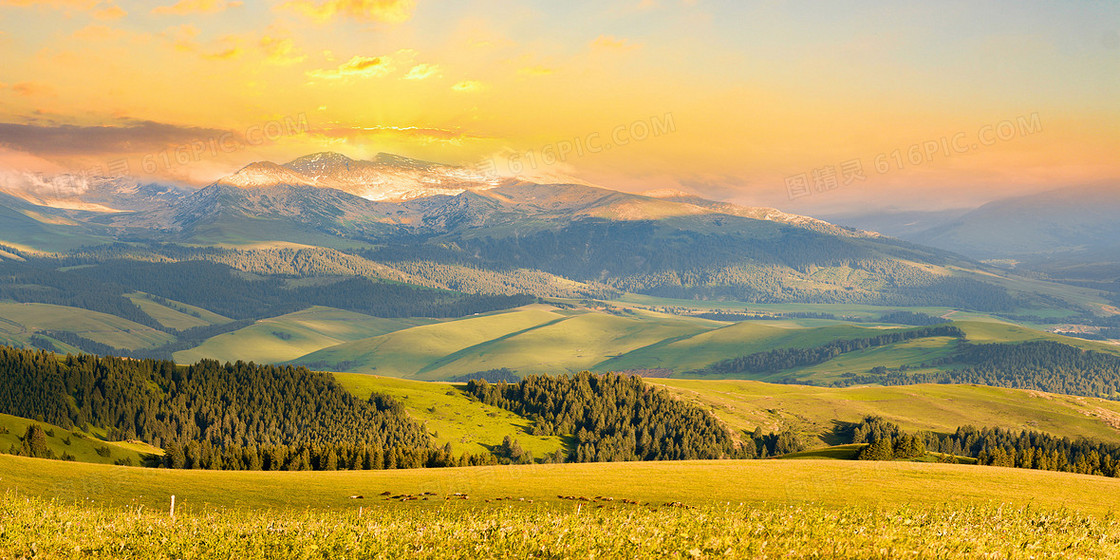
[8,454,1120,516]
[3,494,1119,559]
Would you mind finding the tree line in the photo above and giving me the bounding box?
[831,340,1120,400]
[0,346,490,470]
[692,325,963,376]
[846,416,1120,478]
[465,372,743,462]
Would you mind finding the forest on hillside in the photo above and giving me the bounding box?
[832,341,1120,400]
[0,346,801,470]
[848,416,1120,477]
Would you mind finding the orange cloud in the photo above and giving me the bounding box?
[11,82,54,97]
[312,124,488,146]
[283,0,414,23]
[0,0,97,8]
[307,50,414,79]
[93,3,125,19]
[260,35,306,65]
[590,34,639,51]
[152,0,242,15]
[72,23,130,41]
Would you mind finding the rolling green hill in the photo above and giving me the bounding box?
[0,413,161,465]
[651,379,1120,446]
[125,292,231,331]
[333,373,565,457]
[290,306,573,377]
[276,304,1120,382]
[174,307,434,364]
[0,302,174,350]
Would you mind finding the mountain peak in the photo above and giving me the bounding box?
[218,161,311,188]
[283,152,355,180]
[640,188,697,199]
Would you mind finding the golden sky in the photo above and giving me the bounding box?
[0,0,1117,212]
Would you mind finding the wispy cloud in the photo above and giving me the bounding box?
[590,34,639,51]
[307,49,414,80]
[283,0,414,23]
[0,120,232,156]
[0,0,98,9]
[517,66,553,76]
[308,55,393,79]
[451,80,483,92]
[93,3,126,19]
[312,124,488,146]
[152,0,242,16]
[10,82,54,97]
[260,35,306,65]
[403,63,440,80]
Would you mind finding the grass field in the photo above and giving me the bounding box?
[333,373,565,457]
[290,306,573,377]
[6,454,1120,516]
[0,302,174,350]
[126,292,231,331]
[0,414,161,466]
[174,306,433,364]
[651,379,1120,446]
[5,493,1119,559]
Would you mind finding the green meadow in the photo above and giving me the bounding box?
[0,414,161,466]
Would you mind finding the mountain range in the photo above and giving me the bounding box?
[0,152,1109,314]
[827,185,1120,287]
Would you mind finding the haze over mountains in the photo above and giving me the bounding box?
[827,185,1120,286]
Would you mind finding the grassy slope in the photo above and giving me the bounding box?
[334,373,564,457]
[174,306,433,364]
[126,292,231,331]
[6,454,1120,515]
[290,307,568,377]
[0,413,161,465]
[597,322,886,374]
[651,379,1120,446]
[419,311,719,378]
[0,302,174,350]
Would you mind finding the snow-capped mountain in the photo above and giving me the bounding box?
[216,152,501,201]
[0,173,189,213]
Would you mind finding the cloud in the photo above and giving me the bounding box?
[93,3,125,19]
[203,44,243,60]
[0,120,232,157]
[159,24,243,60]
[0,170,93,198]
[11,82,54,97]
[451,80,482,92]
[307,50,414,79]
[308,55,391,79]
[312,124,488,146]
[152,0,242,15]
[283,0,414,23]
[0,0,98,9]
[260,35,305,65]
[72,23,133,41]
[517,66,553,76]
[590,34,639,51]
[403,63,440,80]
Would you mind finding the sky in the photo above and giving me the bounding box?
[0,0,1117,213]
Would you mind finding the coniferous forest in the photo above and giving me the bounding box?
[465,373,743,462]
